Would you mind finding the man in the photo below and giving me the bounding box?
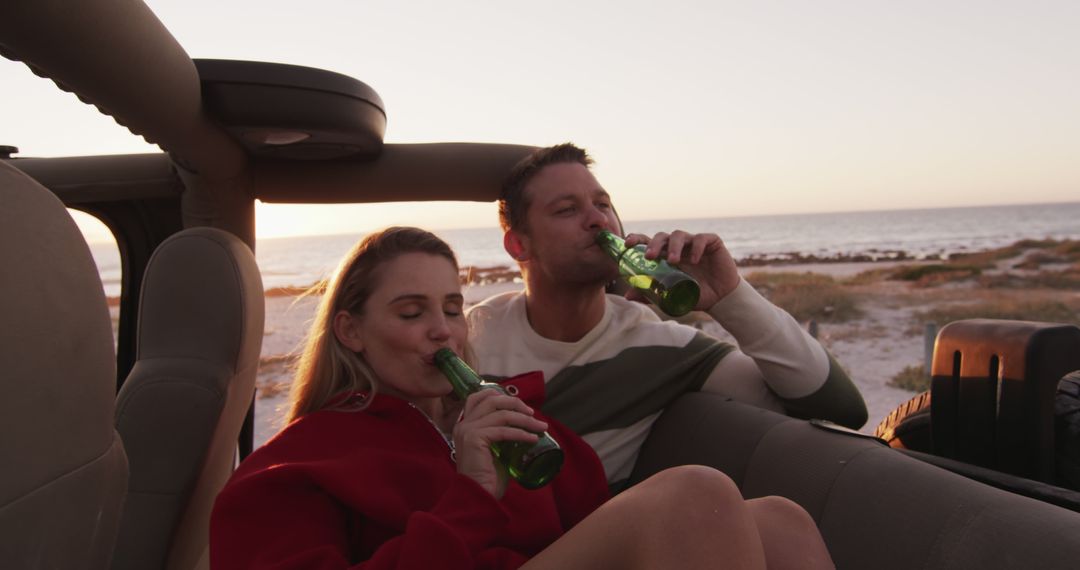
[467,143,866,490]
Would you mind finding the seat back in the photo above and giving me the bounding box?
[930,319,1080,482]
[0,161,129,568]
[112,227,263,570]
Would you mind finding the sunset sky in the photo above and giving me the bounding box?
[3,0,1078,241]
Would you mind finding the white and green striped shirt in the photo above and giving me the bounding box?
[467,279,863,487]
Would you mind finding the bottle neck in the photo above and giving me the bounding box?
[595,230,629,261]
[434,349,484,399]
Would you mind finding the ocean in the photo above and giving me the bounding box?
[88,201,1080,297]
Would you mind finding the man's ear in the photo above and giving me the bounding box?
[333,310,364,352]
[504,230,530,262]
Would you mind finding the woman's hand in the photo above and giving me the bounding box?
[452,389,549,499]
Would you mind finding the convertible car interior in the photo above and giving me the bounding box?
[3,1,1080,568]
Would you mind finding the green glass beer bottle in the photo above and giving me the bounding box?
[433,348,564,489]
[595,230,701,317]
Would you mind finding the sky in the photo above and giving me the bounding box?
[4,0,1079,241]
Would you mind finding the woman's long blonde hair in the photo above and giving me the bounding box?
[285,227,459,423]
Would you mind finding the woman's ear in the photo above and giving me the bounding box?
[333,310,364,352]
[504,230,530,262]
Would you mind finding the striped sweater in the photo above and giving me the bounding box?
[467,279,865,487]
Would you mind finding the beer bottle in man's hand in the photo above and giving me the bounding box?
[595,230,701,317]
[434,348,563,489]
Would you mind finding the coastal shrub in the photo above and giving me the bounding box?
[1013,238,1061,250]
[889,264,982,286]
[949,245,1026,265]
[914,298,1080,328]
[1013,251,1070,270]
[1055,240,1080,256]
[1039,268,1080,289]
[889,364,930,392]
[948,239,1080,267]
[745,271,861,323]
[845,267,893,285]
[979,269,1080,290]
[1015,237,1075,250]
[883,240,1078,288]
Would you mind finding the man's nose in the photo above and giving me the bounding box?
[584,204,609,229]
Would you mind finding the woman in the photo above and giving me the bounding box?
[210,226,834,569]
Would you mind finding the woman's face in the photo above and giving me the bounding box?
[335,252,467,401]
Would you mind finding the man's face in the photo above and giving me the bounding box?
[514,162,622,284]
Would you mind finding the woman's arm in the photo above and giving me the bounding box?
[210,466,516,569]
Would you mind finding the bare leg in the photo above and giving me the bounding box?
[523,465,767,570]
[747,496,835,570]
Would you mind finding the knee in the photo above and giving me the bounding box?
[588,466,769,567]
[652,464,740,491]
[748,495,817,529]
[635,465,745,513]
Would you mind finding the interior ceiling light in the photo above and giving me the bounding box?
[247,131,311,145]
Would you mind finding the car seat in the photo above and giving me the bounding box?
[111,227,264,570]
[630,393,1080,569]
[0,160,129,568]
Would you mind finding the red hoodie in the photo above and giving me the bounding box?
[210,371,609,569]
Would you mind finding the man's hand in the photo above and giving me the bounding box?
[624,231,741,310]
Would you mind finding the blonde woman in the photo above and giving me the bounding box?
[210,226,833,569]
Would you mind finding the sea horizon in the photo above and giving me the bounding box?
[254,199,1080,245]
[87,200,1080,296]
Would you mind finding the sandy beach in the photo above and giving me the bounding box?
[251,244,1080,448]
[253,261,927,446]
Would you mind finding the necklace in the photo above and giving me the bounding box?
[409,403,456,462]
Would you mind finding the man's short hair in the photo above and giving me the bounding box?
[498,142,593,233]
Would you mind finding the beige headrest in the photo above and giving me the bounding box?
[136,227,263,369]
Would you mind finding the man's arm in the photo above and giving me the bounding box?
[623,229,866,428]
[702,279,867,429]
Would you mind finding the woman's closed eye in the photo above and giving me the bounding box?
[395,300,425,319]
[444,300,464,317]
[397,304,462,320]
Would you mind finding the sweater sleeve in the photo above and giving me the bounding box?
[702,278,867,428]
[210,466,517,570]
